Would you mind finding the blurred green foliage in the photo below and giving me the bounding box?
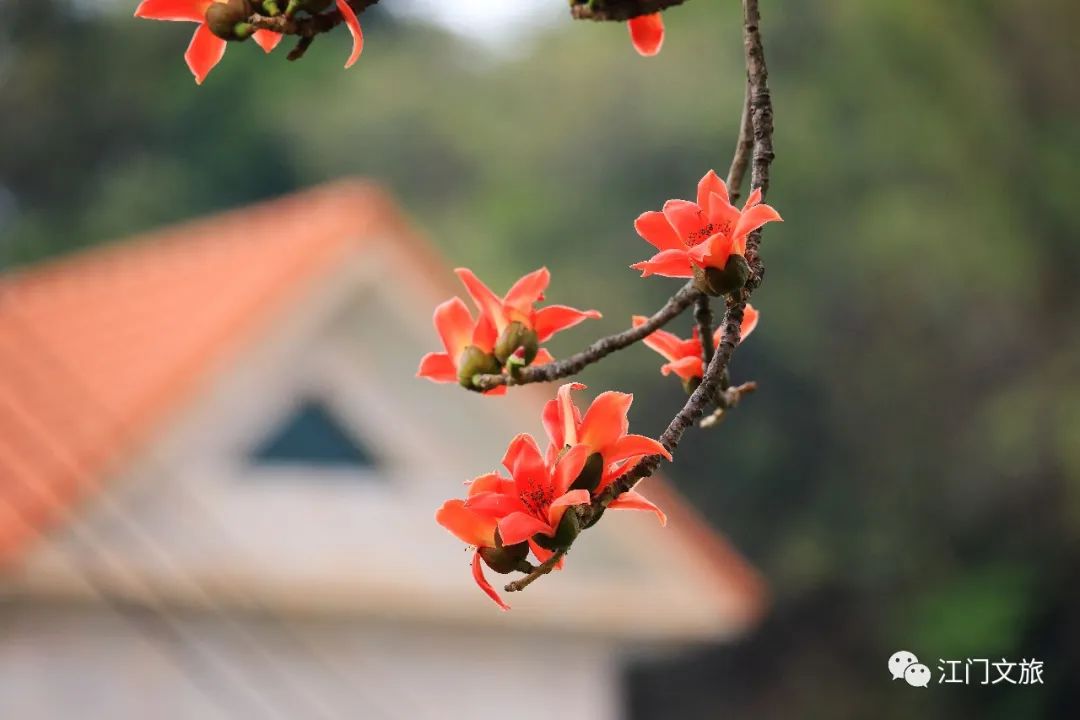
[2,0,1078,717]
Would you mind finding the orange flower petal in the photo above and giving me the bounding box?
[184,24,227,85]
[467,471,513,497]
[578,391,632,454]
[253,29,283,53]
[734,202,782,238]
[502,434,546,492]
[542,382,585,451]
[740,303,760,341]
[697,170,729,213]
[455,268,507,331]
[631,249,694,278]
[662,199,705,244]
[633,316,686,363]
[634,211,684,252]
[432,296,476,360]
[628,13,664,57]
[436,499,496,547]
[416,352,457,383]
[546,488,591,529]
[472,552,509,611]
[532,305,601,343]
[465,491,526,518]
[498,512,553,545]
[336,0,364,68]
[606,434,671,464]
[134,0,208,21]
[532,347,555,366]
[503,267,550,316]
[661,356,703,380]
[608,490,667,526]
[552,444,591,497]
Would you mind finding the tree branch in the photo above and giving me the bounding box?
[569,0,688,22]
[694,295,715,366]
[726,82,754,204]
[504,550,566,593]
[472,281,701,391]
[247,0,381,38]
[506,0,776,594]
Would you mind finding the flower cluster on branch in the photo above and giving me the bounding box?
[137,0,779,612]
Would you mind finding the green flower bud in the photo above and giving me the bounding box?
[206,0,254,41]
[693,254,751,296]
[478,533,530,574]
[569,452,605,493]
[493,321,539,365]
[260,0,283,16]
[533,508,581,551]
[456,345,501,391]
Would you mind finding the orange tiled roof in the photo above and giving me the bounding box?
[0,181,408,566]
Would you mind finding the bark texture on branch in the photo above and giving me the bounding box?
[472,281,701,391]
[569,0,688,22]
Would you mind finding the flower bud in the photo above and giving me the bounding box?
[693,254,751,296]
[493,321,539,365]
[206,0,254,41]
[534,508,581,551]
[478,533,530,574]
[456,345,501,390]
[682,375,702,395]
[569,452,605,493]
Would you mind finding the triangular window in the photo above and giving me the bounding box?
[250,399,377,469]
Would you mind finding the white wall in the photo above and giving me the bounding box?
[0,602,621,720]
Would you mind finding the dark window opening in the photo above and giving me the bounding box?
[251,399,378,469]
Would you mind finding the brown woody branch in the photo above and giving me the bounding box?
[504,550,566,593]
[726,82,754,204]
[694,295,715,366]
[507,0,775,593]
[472,281,701,391]
[247,0,381,59]
[570,0,688,22]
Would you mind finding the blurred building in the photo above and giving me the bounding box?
[0,182,765,720]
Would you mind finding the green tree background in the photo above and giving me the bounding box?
[2,0,1078,717]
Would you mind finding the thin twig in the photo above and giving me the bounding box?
[569,0,688,22]
[699,380,757,428]
[472,281,701,391]
[504,550,566,593]
[726,82,754,203]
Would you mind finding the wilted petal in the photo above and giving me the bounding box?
[184,24,227,85]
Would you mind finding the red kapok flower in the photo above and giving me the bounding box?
[631,171,782,290]
[465,434,593,553]
[542,383,670,522]
[632,303,760,382]
[418,268,600,392]
[134,0,283,84]
[436,473,530,611]
[628,13,664,57]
